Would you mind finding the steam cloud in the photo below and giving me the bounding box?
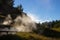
[2,13,36,32]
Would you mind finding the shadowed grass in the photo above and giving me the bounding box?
[16,32,60,40]
[52,27,60,32]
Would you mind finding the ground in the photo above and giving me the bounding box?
[16,32,60,40]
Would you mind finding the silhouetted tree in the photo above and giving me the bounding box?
[0,0,14,31]
[17,4,23,12]
[0,0,14,16]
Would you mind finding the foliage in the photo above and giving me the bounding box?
[0,0,24,23]
[16,32,60,40]
[35,20,60,33]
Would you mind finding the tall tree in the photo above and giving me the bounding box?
[0,0,14,16]
[0,0,14,7]
[0,0,14,23]
[17,4,23,12]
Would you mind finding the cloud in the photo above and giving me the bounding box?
[27,12,50,23]
[27,12,52,23]
[27,13,39,23]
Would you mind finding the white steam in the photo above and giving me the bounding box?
[2,13,36,32]
[3,14,12,25]
[13,14,36,32]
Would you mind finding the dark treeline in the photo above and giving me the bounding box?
[0,0,25,31]
[36,20,60,30]
[0,0,24,22]
[0,0,60,39]
[35,20,60,37]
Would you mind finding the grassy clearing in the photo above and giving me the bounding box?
[16,32,60,40]
[52,27,60,32]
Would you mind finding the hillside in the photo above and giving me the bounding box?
[16,32,60,40]
[0,32,60,40]
[0,0,60,40]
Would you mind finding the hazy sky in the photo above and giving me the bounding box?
[14,0,60,23]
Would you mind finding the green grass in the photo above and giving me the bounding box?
[52,27,60,32]
[16,32,60,40]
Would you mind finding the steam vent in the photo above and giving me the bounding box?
[0,0,36,35]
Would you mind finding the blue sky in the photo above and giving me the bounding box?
[14,0,60,23]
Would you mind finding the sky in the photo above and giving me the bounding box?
[14,0,60,23]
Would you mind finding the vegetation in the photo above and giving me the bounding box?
[0,32,60,40]
[0,0,60,40]
[16,32,60,40]
[35,20,60,33]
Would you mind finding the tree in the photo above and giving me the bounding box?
[0,0,14,16]
[0,0,14,30]
[17,4,23,12]
[0,0,14,7]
